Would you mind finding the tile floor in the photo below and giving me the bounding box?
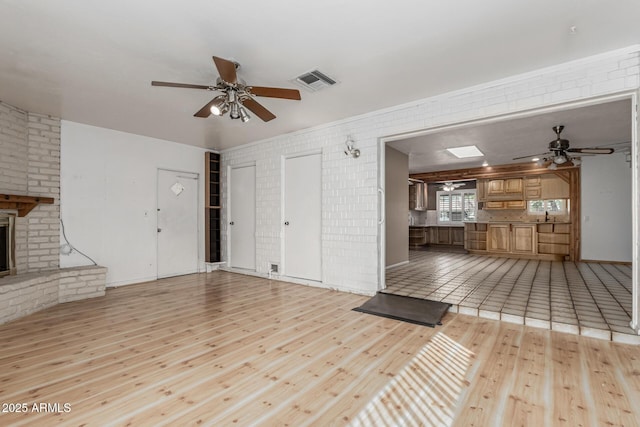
[384,249,639,344]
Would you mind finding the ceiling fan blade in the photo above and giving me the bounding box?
[212,56,237,84]
[152,81,211,90]
[242,98,276,122]
[567,147,614,154]
[194,99,217,118]
[249,86,301,100]
[512,152,550,161]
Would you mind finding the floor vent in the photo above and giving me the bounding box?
[293,69,337,92]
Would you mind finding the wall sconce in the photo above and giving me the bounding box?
[344,136,360,158]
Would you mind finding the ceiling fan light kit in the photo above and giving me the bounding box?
[441,181,465,192]
[152,56,301,123]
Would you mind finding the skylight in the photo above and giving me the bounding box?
[446,145,484,158]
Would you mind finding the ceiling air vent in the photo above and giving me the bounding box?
[293,69,337,92]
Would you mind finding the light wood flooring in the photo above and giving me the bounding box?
[1,271,640,426]
[385,250,638,344]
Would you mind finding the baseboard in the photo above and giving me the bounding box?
[579,259,632,265]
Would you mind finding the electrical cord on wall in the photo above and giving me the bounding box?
[60,218,98,266]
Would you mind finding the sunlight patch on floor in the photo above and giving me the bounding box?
[349,332,473,427]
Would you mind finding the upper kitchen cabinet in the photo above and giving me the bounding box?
[524,176,542,199]
[486,178,523,198]
[540,175,570,199]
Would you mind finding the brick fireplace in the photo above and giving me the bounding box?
[0,213,15,277]
[0,100,60,273]
[0,100,106,324]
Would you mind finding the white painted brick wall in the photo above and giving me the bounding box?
[0,102,61,273]
[58,266,107,303]
[27,113,60,271]
[221,47,640,295]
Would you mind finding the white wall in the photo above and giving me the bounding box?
[222,46,640,296]
[581,152,633,262]
[60,121,207,287]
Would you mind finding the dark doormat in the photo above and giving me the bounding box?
[353,293,451,327]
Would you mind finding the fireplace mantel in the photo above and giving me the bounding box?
[0,193,54,217]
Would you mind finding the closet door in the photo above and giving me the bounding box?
[283,153,322,281]
[229,165,256,270]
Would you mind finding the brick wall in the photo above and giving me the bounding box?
[0,101,60,273]
[0,266,107,324]
[221,47,640,295]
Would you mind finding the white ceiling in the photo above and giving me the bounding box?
[1,1,639,151]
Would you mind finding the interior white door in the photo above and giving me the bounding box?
[157,169,199,278]
[284,153,322,281]
[229,165,256,270]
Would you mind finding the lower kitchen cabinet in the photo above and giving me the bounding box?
[466,222,569,260]
[434,226,464,246]
[464,223,487,251]
[537,223,570,256]
[487,224,510,253]
[409,226,465,247]
[451,227,465,245]
[512,224,537,254]
[487,224,537,255]
[409,227,428,246]
[436,227,450,244]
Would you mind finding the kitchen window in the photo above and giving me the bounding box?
[528,199,568,215]
[437,190,477,224]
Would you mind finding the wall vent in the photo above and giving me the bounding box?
[293,69,337,92]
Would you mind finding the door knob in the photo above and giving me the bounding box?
[284,221,290,226]
[230,221,235,225]
[157,228,162,233]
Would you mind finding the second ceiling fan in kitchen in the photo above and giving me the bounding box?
[513,125,614,168]
[151,56,301,122]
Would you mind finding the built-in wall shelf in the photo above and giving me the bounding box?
[0,193,54,217]
[205,152,221,263]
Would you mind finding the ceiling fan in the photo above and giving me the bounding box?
[441,181,466,191]
[513,125,614,169]
[151,56,301,122]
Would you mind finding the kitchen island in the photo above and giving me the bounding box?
[464,221,571,261]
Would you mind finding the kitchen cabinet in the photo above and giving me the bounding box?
[537,223,570,256]
[524,176,542,200]
[512,224,537,254]
[409,227,429,246]
[409,226,464,247]
[464,223,487,251]
[476,179,486,201]
[436,227,451,244]
[483,200,526,210]
[487,179,505,196]
[466,221,570,260]
[487,224,510,252]
[541,175,570,199]
[205,152,221,263]
[485,178,523,199]
[488,223,536,255]
[451,227,465,245]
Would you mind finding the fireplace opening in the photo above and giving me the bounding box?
[0,214,16,277]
